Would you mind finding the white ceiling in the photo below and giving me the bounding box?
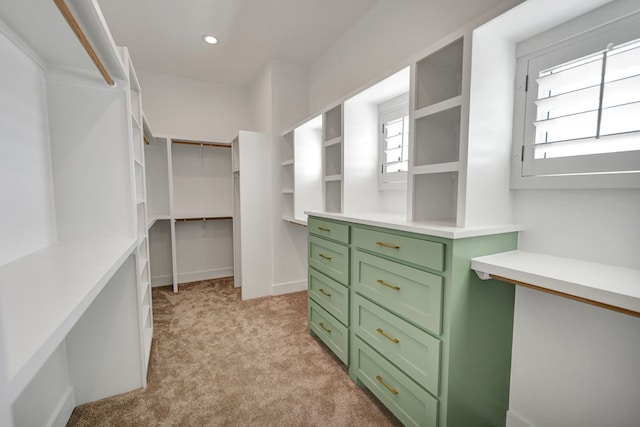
[97,0,378,87]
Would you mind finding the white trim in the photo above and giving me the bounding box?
[506,410,536,427]
[271,279,308,296]
[0,17,47,70]
[49,386,75,427]
[176,267,233,284]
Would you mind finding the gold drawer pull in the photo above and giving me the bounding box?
[376,375,398,395]
[318,226,331,232]
[376,241,399,249]
[319,288,332,297]
[376,328,399,344]
[377,279,400,291]
[319,322,331,333]
[319,253,332,261]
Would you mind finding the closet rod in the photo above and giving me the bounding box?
[53,0,115,86]
[172,139,230,148]
[175,217,232,222]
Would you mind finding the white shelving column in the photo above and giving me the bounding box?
[408,35,466,225]
[322,104,344,212]
[122,48,153,380]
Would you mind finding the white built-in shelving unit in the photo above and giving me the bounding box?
[280,115,323,225]
[144,136,233,293]
[322,104,344,212]
[232,131,273,299]
[0,1,151,425]
[122,48,154,378]
[408,36,465,225]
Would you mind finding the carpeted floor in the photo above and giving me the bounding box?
[67,277,401,426]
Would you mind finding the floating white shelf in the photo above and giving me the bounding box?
[471,251,640,316]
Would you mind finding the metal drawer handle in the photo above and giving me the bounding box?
[318,226,331,232]
[319,253,332,261]
[319,288,332,297]
[319,322,331,333]
[376,375,398,395]
[376,279,400,291]
[376,241,400,249]
[376,328,399,344]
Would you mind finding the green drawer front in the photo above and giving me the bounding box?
[354,337,438,427]
[308,268,349,326]
[309,235,349,285]
[353,294,441,395]
[308,299,348,364]
[308,217,350,244]
[352,227,445,272]
[352,250,443,335]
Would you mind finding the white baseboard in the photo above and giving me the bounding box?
[151,274,172,287]
[506,410,536,427]
[49,386,75,427]
[272,279,307,296]
[178,267,234,284]
[151,267,234,288]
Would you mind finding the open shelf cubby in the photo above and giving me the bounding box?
[412,171,458,224]
[413,105,461,167]
[282,131,294,163]
[324,142,342,177]
[324,180,342,213]
[415,37,464,110]
[281,162,294,191]
[323,104,342,141]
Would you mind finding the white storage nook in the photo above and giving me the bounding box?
[0,0,153,425]
[144,135,233,293]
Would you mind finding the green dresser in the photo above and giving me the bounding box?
[307,215,518,427]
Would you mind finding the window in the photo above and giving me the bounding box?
[379,94,409,189]
[514,12,640,183]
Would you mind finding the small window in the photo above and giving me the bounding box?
[514,13,640,185]
[379,94,409,189]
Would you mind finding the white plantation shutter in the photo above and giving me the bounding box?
[379,103,409,186]
[519,17,640,178]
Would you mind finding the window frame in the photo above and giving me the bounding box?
[378,93,409,190]
[511,9,640,189]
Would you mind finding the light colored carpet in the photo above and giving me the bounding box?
[67,277,401,426]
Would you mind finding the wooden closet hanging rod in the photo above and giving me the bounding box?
[489,274,640,319]
[175,217,232,222]
[53,0,115,86]
[172,139,230,148]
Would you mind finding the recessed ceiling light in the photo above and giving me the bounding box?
[201,34,218,45]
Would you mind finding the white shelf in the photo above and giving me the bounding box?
[323,136,342,147]
[0,238,137,400]
[471,251,640,315]
[282,188,294,194]
[282,217,308,227]
[280,159,294,166]
[412,162,460,175]
[413,95,463,120]
[324,174,342,182]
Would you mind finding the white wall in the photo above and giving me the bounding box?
[270,61,311,292]
[309,0,524,112]
[0,27,56,265]
[138,69,253,142]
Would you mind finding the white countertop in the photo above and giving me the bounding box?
[0,238,137,399]
[305,211,523,239]
[471,250,640,314]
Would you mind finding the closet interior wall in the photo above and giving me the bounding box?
[145,137,233,292]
